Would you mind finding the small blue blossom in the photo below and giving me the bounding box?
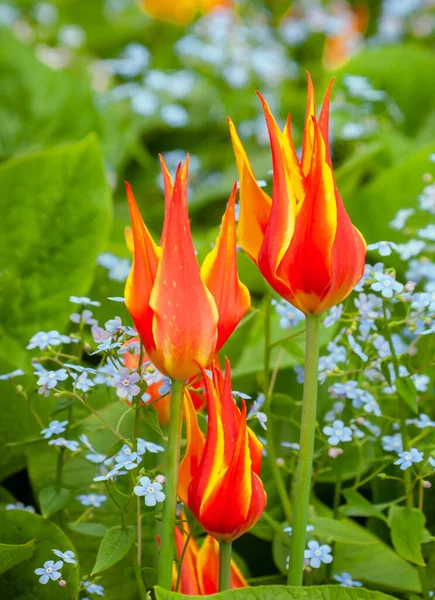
[394,448,424,470]
[323,420,353,446]
[329,380,359,399]
[70,309,97,326]
[304,541,333,568]
[370,272,404,298]
[6,502,35,512]
[114,444,140,466]
[34,560,63,584]
[411,374,430,392]
[294,365,304,384]
[354,293,382,320]
[381,433,403,453]
[27,330,74,350]
[272,299,305,329]
[134,476,166,507]
[396,240,426,261]
[83,581,105,596]
[93,464,128,482]
[347,334,368,362]
[137,438,164,455]
[418,224,435,241]
[52,549,76,564]
[367,241,398,257]
[79,434,107,464]
[91,340,123,355]
[112,368,141,399]
[334,572,363,587]
[76,493,107,507]
[158,377,172,396]
[160,104,189,127]
[324,304,343,328]
[428,457,435,469]
[389,208,414,230]
[98,253,131,282]
[0,369,25,380]
[36,369,68,396]
[406,414,435,429]
[69,296,101,307]
[41,420,69,439]
[232,391,252,400]
[418,184,435,213]
[48,438,79,452]
[71,371,95,392]
[372,335,391,359]
[104,316,124,334]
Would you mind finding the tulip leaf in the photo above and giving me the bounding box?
[0,510,79,598]
[0,134,112,365]
[0,540,35,575]
[68,522,109,538]
[389,506,426,567]
[155,584,398,600]
[92,525,136,575]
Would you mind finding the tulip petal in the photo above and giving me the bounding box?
[124,225,134,254]
[282,114,305,205]
[228,117,272,263]
[158,154,174,245]
[279,119,337,312]
[301,72,316,177]
[196,535,220,595]
[178,390,205,505]
[124,183,160,354]
[318,78,335,168]
[201,184,251,351]
[149,159,219,379]
[257,93,296,298]
[174,524,201,595]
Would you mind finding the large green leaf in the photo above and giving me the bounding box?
[0,540,35,575]
[0,29,99,161]
[389,507,426,567]
[0,134,112,362]
[0,510,79,599]
[155,584,397,600]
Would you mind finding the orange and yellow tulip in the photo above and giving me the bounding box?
[173,517,247,594]
[178,359,266,542]
[228,75,366,315]
[125,156,250,381]
[139,0,230,25]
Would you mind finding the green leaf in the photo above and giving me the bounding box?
[0,134,112,363]
[389,506,426,566]
[0,510,79,599]
[0,29,99,161]
[68,522,109,537]
[395,379,419,414]
[155,584,398,600]
[92,525,136,575]
[39,486,70,518]
[342,489,388,523]
[141,404,163,437]
[0,540,35,575]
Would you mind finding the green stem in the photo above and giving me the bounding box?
[55,405,73,491]
[263,296,293,524]
[382,302,413,509]
[288,313,320,586]
[133,545,147,600]
[158,379,184,589]
[219,541,232,592]
[418,565,430,600]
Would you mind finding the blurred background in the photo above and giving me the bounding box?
[1,0,435,365]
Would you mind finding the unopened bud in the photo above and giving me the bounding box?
[328,447,344,458]
[155,474,166,484]
[58,580,67,587]
[276,457,284,466]
[423,480,432,489]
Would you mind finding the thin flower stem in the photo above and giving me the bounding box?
[158,379,184,589]
[263,296,292,524]
[175,529,192,592]
[382,302,413,509]
[219,541,232,592]
[133,545,148,600]
[288,313,320,586]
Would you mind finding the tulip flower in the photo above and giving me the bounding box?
[122,338,206,425]
[174,518,247,594]
[228,75,366,315]
[178,358,266,542]
[139,0,231,25]
[124,156,250,381]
